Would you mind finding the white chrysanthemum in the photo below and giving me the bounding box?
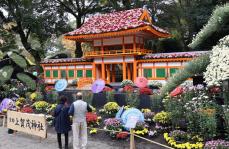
[204,35,229,86]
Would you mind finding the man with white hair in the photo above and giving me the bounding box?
[69,92,92,149]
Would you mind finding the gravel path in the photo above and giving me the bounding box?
[0,127,122,149]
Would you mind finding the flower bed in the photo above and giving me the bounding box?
[104,118,123,138]
[100,102,119,117]
[164,132,204,149]
[204,140,229,149]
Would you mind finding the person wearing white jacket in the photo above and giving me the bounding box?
[69,92,92,149]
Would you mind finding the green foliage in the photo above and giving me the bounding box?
[8,52,27,68]
[120,79,134,87]
[0,65,14,85]
[160,54,210,97]
[106,90,115,102]
[126,92,139,108]
[16,73,36,91]
[150,94,163,112]
[189,3,229,49]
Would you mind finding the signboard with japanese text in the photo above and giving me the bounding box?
[125,116,139,129]
[7,111,47,138]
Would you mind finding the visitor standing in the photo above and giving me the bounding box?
[69,92,92,149]
[54,96,71,149]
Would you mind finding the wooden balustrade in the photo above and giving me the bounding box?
[84,49,153,57]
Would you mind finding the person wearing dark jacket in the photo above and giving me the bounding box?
[54,96,71,149]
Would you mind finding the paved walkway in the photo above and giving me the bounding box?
[0,127,122,149]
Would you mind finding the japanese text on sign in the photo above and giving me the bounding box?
[7,111,47,138]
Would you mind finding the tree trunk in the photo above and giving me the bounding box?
[75,42,83,58]
[75,16,83,58]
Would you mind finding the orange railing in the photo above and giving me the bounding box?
[84,49,153,57]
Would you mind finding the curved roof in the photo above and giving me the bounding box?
[40,58,92,64]
[65,8,170,40]
[138,51,210,60]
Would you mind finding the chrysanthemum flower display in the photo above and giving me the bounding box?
[204,35,229,86]
[104,118,123,138]
[164,132,204,149]
[103,102,119,116]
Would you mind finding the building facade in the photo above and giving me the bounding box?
[40,8,209,84]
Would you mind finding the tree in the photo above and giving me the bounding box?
[54,0,104,57]
[155,0,228,51]
[0,22,36,90]
[0,0,71,62]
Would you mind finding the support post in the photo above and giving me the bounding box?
[130,129,135,149]
[107,64,110,83]
[112,64,115,82]
[92,63,96,81]
[123,60,126,81]
[127,63,131,80]
[102,62,105,81]
[133,61,137,81]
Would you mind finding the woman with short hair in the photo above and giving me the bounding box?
[54,95,71,149]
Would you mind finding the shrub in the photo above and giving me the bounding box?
[103,102,119,116]
[153,111,171,125]
[121,79,134,87]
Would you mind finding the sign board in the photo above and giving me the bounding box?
[7,111,47,138]
[77,77,93,89]
[125,116,139,129]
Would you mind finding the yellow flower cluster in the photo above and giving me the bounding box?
[104,102,119,112]
[163,133,204,149]
[124,105,131,110]
[16,97,26,107]
[33,101,49,109]
[30,92,37,101]
[153,111,171,124]
[133,128,148,136]
[89,128,97,134]
[141,108,151,113]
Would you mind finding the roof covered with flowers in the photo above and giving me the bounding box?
[139,51,210,60]
[65,8,170,39]
[40,58,92,64]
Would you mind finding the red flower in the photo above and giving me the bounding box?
[123,85,134,92]
[86,112,98,124]
[170,87,183,97]
[116,131,129,139]
[45,86,53,91]
[21,107,33,113]
[139,87,152,95]
[103,86,113,92]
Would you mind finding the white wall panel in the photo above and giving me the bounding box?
[52,66,59,69]
[85,65,92,68]
[104,57,123,63]
[68,66,75,69]
[44,66,51,69]
[154,62,167,66]
[142,63,154,67]
[76,65,84,69]
[167,62,181,66]
[59,66,66,69]
[125,56,134,62]
[94,58,102,63]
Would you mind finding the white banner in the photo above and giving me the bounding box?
[7,111,47,138]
